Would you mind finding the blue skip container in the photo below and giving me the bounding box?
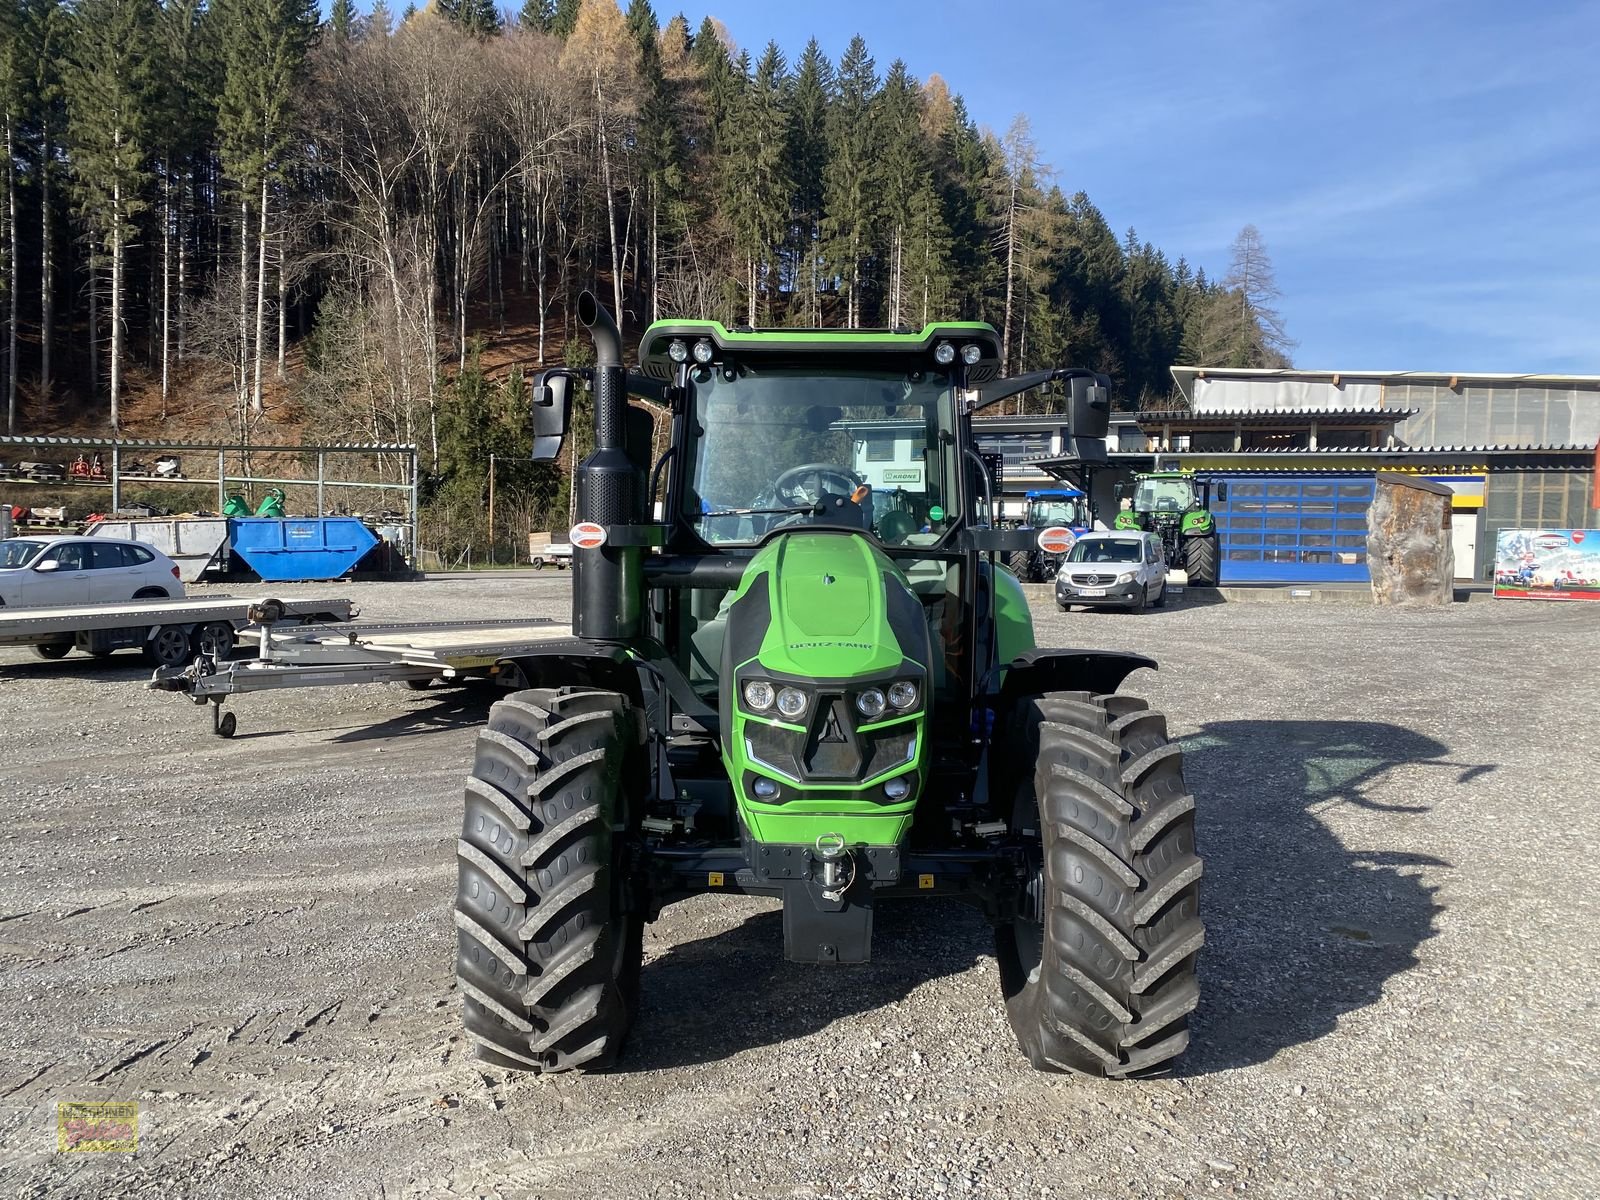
[227,517,379,581]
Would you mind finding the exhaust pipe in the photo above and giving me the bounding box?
[571,291,641,642]
[578,290,622,368]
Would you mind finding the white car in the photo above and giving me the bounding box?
[0,535,185,609]
[1055,531,1169,610]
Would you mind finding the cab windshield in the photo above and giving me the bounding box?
[1067,538,1142,564]
[1028,497,1085,527]
[682,366,959,547]
[0,539,47,569]
[1134,477,1194,513]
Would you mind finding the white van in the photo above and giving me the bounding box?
[1054,532,1168,610]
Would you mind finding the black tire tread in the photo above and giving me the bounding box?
[999,688,1203,1078]
[1183,533,1219,587]
[455,686,642,1074]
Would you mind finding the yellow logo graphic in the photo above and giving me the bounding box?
[58,1102,138,1153]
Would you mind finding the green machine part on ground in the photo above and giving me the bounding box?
[1114,469,1221,586]
[451,291,1203,1080]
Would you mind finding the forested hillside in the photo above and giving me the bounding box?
[0,0,1291,543]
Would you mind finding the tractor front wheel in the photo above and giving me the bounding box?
[1006,549,1034,582]
[997,690,1203,1077]
[1183,533,1219,587]
[454,687,644,1073]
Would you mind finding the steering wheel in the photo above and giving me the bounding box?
[772,463,863,508]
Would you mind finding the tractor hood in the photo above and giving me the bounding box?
[742,532,913,680]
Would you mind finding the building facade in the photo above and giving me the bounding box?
[1047,369,1600,583]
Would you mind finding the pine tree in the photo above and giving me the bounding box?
[786,38,831,325]
[368,0,395,36]
[628,0,681,322]
[876,60,924,329]
[550,0,582,38]
[22,0,67,410]
[329,0,357,40]
[436,0,501,35]
[153,0,214,418]
[823,34,878,327]
[690,16,736,153]
[213,0,317,419]
[1,0,22,430]
[518,0,554,31]
[63,0,160,429]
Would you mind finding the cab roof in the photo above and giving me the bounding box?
[637,319,1003,383]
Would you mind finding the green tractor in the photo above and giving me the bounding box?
[1114,470,1222,586]
[454,292,1202,1078]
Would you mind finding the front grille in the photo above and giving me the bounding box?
[746,703,918,795]
[1068,572,1119,586]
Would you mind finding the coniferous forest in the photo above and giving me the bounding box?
[0,0,1292,549]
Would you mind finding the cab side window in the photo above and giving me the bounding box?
[52,543,87,571]
[89,543,130,569]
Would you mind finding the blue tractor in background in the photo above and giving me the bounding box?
[1008,486,1093,581]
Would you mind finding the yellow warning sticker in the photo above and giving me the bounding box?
[918,873,935,890]
[707,872,724,887]
[58,1102,138,1153]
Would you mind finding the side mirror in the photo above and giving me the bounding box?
[1216,481,1229,503]
[1067,373,1111,440]
[35,559,59,572]
[531,371,576,462]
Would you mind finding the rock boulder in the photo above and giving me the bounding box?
[1367,474,1454,605]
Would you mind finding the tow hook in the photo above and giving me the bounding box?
[815,832,855,901]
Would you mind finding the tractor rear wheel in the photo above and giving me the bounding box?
[1183,533,1219,587]
[1006,549,1034,582]
[454,686,644,1073]
[997,690,1202,1077]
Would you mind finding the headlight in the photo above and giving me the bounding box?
[887,680,918,710]
[692,339,715,364]
[667,338,688,363]
[856,688,886,719]
[752,777,779,799]
[933,341,955,365]
[743,680,774,711]
[1117,571,1136,584]
[960,343,982,365]
[776,687,808,719]
[883,776,911,800]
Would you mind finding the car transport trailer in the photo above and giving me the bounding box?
[0,594,354,666]
[149,615,576,738]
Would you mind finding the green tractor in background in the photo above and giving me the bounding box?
[1114,470,1222,586]
[453,292,1203,1079]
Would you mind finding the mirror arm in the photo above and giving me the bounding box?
[969,367,1104,413]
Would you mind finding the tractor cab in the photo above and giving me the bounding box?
[1132,473,1196,516]
[631,323,1002,729]
[1023,488,1090,533]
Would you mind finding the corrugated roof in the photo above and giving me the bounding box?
[1131,407,1417,425]
[1171,366,1600,388]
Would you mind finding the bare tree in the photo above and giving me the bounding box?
[1222,224,1295,366]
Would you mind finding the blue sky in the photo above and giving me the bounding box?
[348,2,1600,372]
[698,0,1600,373]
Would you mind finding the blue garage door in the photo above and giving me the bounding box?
[1211,475,1375,583]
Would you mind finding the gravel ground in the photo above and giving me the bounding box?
[1,575,1597,1199]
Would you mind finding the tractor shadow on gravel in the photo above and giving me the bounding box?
[1177,719,1486,1074]
[628,900,987,1070]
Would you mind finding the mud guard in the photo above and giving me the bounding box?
[996,648,1156,708]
